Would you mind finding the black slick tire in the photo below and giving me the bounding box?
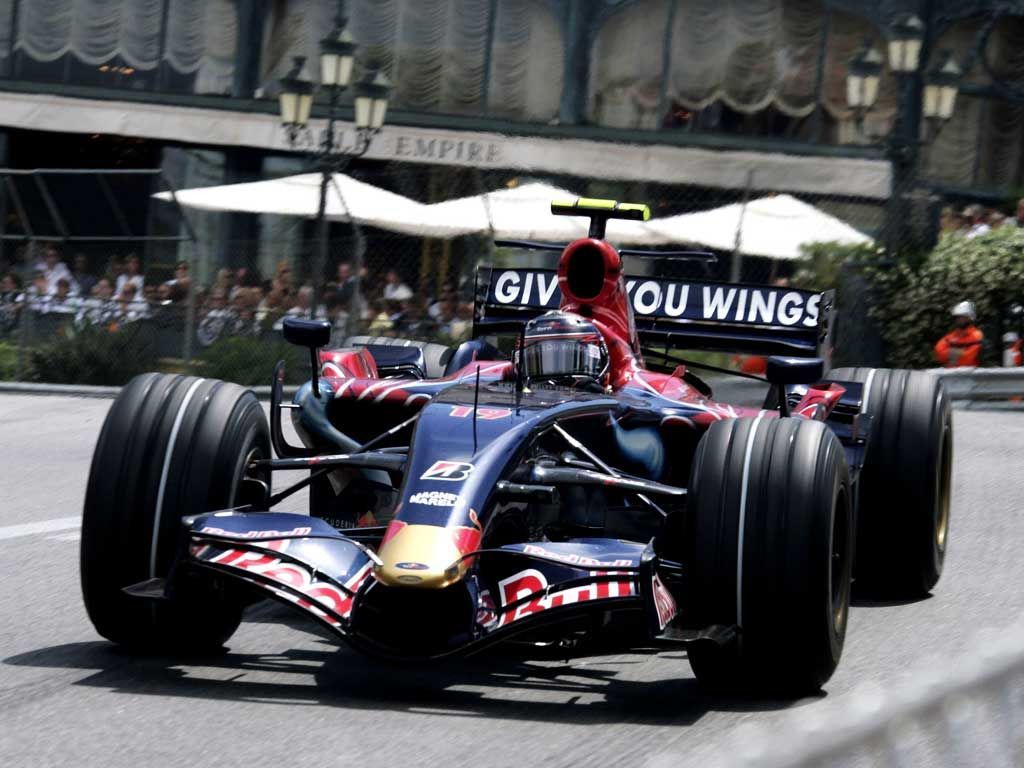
[684,416,853,696]
[80,373,270,651]
[830,367,952,597]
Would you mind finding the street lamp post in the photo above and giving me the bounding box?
[846,15,962,254]
[277,2,391,322]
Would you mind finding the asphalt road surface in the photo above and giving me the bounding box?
[2,393,1023,768]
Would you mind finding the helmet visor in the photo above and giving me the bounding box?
[522,339,605,380]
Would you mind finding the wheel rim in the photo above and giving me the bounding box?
[830,486,851,636]
[935,422,952,552]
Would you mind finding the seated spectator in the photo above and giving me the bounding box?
[435,299,457,337]
[76,278,117,328]
[44,278,79,315]
[0,272,22,332]
[367,298,394,336]
[114,282,150,323]
[963,205,991,240]
[273,261,293,295]
[448,302,474,341]
[428,284,457,321]
[382,269,413,302]
[115,253,144,296]
[397,298,437,339]
[197,288,233,346]
[24,272,51,312]
[333,261,362,307]
[273,285,324,331]
[71,253,96,298]
[41,245,75,296]
[229,287,260,337]
[325,290,351,343]
[166,260,191,295]
[106,254,125,284]
[257,286,291,330]
[1,272,22,301]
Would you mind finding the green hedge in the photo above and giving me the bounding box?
[196,336,308,386]
[24,322,158,386]
[0,342,17,381]
[868,229,1024,368]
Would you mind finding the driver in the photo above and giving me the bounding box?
[519,311,610,391]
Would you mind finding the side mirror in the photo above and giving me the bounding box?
[283,317,331,349]
[282,317,331,397]
[765,356,824,416]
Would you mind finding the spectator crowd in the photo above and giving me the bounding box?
[939,198,1024,239]
[0,245,476,349]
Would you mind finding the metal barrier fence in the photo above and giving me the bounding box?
[728,616,1024,768]
[933,367,1024,402]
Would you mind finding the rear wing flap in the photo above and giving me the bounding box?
[474,266,835,361]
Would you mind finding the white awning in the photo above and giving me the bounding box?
[153,172,476,238]
[419,182,668,245]
[155,176,669,244]
[648,194,873,259]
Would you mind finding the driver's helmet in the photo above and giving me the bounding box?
[519,311,609,388]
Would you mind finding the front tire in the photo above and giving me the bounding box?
[830,367,952,596]
[684,416,853,696]
[81,374,270,651]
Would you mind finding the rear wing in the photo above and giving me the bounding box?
[474,266,835,359]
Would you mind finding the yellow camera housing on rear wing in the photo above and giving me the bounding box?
[551,197,651,221]
[550,197,651,239]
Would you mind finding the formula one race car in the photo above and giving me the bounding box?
[80,199,952,696]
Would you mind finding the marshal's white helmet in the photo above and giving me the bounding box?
[952,301,976,321]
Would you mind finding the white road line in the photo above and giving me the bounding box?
[0,516,81,541]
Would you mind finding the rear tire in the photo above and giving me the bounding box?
[81,374,270,651]
[684,417,853,696]
[830,367,952,597]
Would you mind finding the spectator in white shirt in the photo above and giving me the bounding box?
[44,278,79,314]
[115,254,145,296]
[382,269,413,302]
[273,285,325,331]
[41,246,75,296]
[963,205,991,240]
[115,282,149,323]
[76,278,117,328]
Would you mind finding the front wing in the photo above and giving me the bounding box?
[181,513,678,656]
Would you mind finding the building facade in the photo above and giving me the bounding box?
[1,0,1023,281]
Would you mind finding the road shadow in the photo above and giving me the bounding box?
[852,590,935,608]
[4,609,817,726]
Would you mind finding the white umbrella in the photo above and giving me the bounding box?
[153,172,474,238]
[649,194,872,259]
[420,182,668,245]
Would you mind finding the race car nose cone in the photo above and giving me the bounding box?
[375,524,467,589]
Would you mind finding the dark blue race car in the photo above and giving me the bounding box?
[80,199,952,696]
